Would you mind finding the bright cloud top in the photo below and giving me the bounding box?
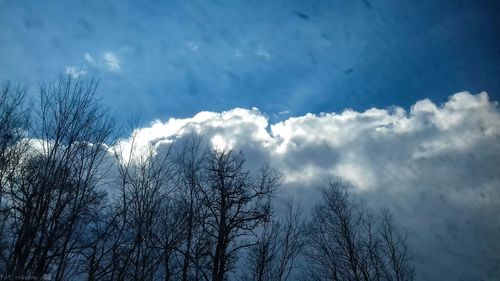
[122,92,499,190]
[116,92,500,281]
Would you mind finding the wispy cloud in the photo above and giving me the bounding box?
[103,52,120,72]
[84,53,97,67]
[65,66,87,78]
[255,44,271,59]
[187,41,199,52]
[82,52,121,72]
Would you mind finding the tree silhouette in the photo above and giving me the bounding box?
[201,149,280,281]
[0,77,114,280]
[305,180,415,281]
[242,199,306,281]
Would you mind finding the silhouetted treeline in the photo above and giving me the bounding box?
[0,77,415,281]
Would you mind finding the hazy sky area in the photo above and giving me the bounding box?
[1,1,500,280]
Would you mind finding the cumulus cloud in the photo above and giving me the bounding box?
[115,92,500,281]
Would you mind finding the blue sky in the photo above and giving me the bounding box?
[1,0,499,122]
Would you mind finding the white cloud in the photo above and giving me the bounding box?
[114,92,500,280]
[187,41,199,51]
[234,49,243,58]
[83,52,121,72]
[84,53,97,67]
[65,66,87,78]
[103,52,120,72]
[255,44,271,59]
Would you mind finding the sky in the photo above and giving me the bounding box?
[1,0,499,121]
[1,0,500,280]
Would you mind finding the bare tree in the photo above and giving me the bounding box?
[378,209,415,281]
[0,82,28,196]
[305,180,415,281]
[273,200,306,281]
[82,137,281,281]
[0,82,30,270]
[174,135,212,281]
[82,200,126,281]
[242,199,306,281]
[243,219,279,281]
[107,125,177,281]
[1,77,115,280]
[200,148,280,281]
